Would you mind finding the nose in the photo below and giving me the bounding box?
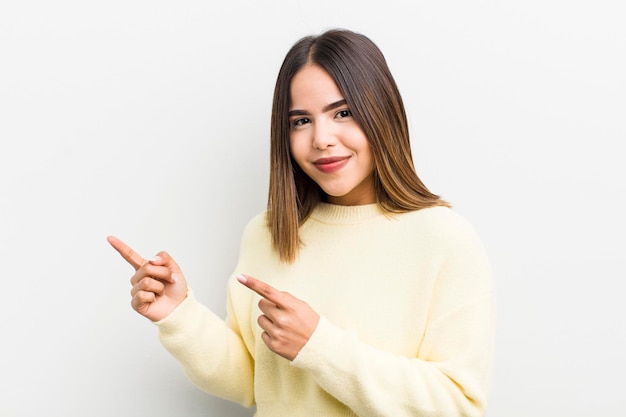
[312,120,337,150]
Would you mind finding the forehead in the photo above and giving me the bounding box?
[289,64,344,109]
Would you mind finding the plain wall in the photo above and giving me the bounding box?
[1,1,624,416]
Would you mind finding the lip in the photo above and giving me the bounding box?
[313,156,351,174]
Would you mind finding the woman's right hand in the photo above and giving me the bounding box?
[107,235,188,322]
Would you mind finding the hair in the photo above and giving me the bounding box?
[267,29,449,262]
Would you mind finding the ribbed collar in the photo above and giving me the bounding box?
[308,202,385,224]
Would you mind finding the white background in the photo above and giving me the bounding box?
[1,1,624,416]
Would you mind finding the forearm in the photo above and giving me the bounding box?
[291,296,493,417]
[156,291,255,406]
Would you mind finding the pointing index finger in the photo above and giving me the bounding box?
[237,274,284,306]
[107,235,147,270]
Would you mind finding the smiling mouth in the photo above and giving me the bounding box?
[313,156,350,173]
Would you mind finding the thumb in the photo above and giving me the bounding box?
[150,251,185,284]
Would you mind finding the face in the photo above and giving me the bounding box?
[288,64,375,206]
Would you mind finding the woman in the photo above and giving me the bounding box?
[108,29,494,417]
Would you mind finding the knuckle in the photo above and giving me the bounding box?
[259,286,272,298]
[271,331,287,347]
[258,313,269,324]
[137,277,150,290]
[131,295,143,310]
[154,280,165,293]
[140,264,154,276]
[275,315,290,328]
[136,290,154,304]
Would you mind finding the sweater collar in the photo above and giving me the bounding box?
[309,202,385,224]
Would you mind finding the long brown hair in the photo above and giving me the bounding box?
[268,29,449,262]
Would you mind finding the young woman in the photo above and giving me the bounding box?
[108,29,494,417]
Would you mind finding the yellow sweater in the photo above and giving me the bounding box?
[156,203,494,416]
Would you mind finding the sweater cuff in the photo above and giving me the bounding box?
[154,289,198,333]
[291,315,355,371]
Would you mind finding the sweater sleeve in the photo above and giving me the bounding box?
[291,216,495,417]
[155,289,255,407]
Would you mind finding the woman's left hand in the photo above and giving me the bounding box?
[237,274,320,361]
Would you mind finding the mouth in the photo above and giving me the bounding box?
[313,156,351,173]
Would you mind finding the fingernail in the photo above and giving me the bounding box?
[171,273,179,283]
[149,255,162,263]
[236,274,247,284]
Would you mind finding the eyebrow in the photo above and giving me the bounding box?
[288,99,348,117]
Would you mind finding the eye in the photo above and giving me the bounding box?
[291,117,310,128]
[335,109,352,119]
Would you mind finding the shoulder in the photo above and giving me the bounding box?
[243,211,268,231]
[233,211,278,271]
[399,206,479,239]
[238,211,272,252]
[240,211,270,242]
[396,206,487,258]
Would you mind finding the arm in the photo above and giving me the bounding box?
[156,290,255,406]
[107,236,255,406]
[291,296,494,417]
